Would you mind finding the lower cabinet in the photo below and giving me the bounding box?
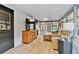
[22,30,37,44]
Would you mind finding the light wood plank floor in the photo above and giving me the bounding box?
[4,35,58,54]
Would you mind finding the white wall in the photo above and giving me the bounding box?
[14,10,26,47]
[2,4,32,47]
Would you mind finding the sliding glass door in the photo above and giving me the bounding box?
[39,21,59,34]
[0,5,14,53]
[40,22,47,34]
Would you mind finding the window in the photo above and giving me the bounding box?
[67,12,73,21]
[51,22,59,32]
[40,21,59,33]
[40,22,46,30]
[63,18,67,22]
[0,10,11,30]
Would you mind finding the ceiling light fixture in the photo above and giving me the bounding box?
[44,17,48,21]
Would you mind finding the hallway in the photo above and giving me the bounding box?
[4,35,58,54]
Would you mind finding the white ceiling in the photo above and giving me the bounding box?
[10,4,73,21]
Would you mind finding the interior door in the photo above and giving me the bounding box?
[0,5,14,53]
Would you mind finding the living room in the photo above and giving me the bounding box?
[0,4,79,54]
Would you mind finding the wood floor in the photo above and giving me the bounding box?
[4,35,58,54]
